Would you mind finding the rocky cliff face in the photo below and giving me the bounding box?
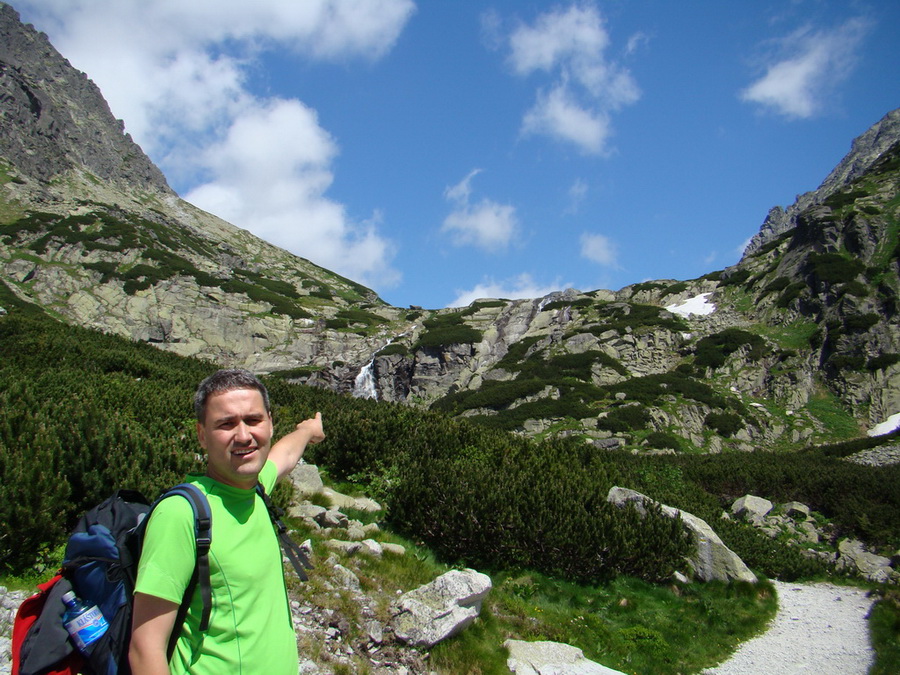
[0,3,170,196]
[1,3,898,454]
[0,2,400,374]
[745,108,900,257]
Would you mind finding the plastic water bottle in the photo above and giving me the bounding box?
[61,590,109,652]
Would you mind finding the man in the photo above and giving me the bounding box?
[129,369,325,675]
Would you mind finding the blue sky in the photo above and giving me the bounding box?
[16,1,900,309]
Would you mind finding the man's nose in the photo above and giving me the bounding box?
[234,422,252,443]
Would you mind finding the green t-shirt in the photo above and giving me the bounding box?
[134,461,297,675]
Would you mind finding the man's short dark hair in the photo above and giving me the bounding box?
[194,369,271,421]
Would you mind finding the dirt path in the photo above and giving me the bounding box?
[701,581,876,675]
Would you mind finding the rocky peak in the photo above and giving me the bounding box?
[744,108,900,256]
[0,2,171,195]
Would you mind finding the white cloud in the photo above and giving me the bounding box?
[442,171,519,252]
[444,168,482,204]
[740,17,870,119]
[17,0,415,291]
[503,2,640,154]
[448,274,565,308]
[185,99,399,288]
[522,85,611,155]
[508,3,610,79]
[580,232,619,267]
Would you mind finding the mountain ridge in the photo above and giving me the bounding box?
[1,2,898,453]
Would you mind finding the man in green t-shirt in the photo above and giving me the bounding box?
[129,369,325,675]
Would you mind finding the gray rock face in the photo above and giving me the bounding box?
[1,5,898,454]
[504,640,626,675]
[0,3,170,193]
[744,108,900,255]
[391,569,492,648]
[607,487,758,584]
[837,539,894,583]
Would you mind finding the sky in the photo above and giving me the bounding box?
[14,0,900,309]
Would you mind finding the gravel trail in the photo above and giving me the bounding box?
[701,581,876,675]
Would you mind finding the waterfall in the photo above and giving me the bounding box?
[353,359,378,400]
[352,334,407,400]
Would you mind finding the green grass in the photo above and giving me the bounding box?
[282,510,779,675]
[804,390,863,440]
[869,589,900,675]
[756,321,819,351]
[428,571,777,675]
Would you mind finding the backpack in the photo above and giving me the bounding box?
[13,485,212,675]
[12,481,312,675]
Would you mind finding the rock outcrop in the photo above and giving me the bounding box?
[727,493,900,584]
[505,640,626,675]
[744,108,900,256]
[607,487,758,584]
[391,569,492,649]
[0,3,170,196]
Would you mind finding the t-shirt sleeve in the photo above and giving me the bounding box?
[134,495,197,605]
[261,459,277,494]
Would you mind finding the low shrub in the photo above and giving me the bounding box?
[694,329,768,369]
[705,412,743,437]
[598,405,651,433]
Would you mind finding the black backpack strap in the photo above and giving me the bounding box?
[155,484,213,641]
[255,483,313,581]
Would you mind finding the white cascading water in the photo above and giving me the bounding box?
[352,359,378,400]
[351,333,408,400]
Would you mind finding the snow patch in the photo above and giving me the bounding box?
[867,412,900,437]
[666,293,716,317]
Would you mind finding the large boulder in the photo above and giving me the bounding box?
[391,569,492,648]
[731,495,774,524]
[289,462,324,496]
[504,640,626,674]
[607,487,757,584]
[837,539,896,583]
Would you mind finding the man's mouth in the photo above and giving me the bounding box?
[233,447,256,457]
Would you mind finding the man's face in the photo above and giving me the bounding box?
[197,388,273,489]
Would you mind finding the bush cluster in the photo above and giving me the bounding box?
[694,329,768,369]
[804,252,865,285]
[3,280,898,590]
[3,209,318,319]
[413,313,482,349]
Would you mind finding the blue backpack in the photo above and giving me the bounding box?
[15,485,212,675]
[14,482,311,675]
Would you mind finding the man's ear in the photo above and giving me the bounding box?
[196,421,207,450]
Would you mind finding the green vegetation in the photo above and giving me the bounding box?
[3,281,900,672]
[598,405,651,433]
[412,312,483,349]
[540,297,594,312]
[869,589,900,675]
[705,412,744,437]
[589,302,689,334]
[718,269,753,287]
[804,252,866,285]
[694,329,768,369]
[431,573,777,675]
[0,208,325,319]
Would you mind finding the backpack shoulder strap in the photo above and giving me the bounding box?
[152,484,213,637]
[255,483,313,581]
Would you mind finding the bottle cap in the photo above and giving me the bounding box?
[62,591,76,602]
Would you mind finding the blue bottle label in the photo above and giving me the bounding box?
[64,605,109,651]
